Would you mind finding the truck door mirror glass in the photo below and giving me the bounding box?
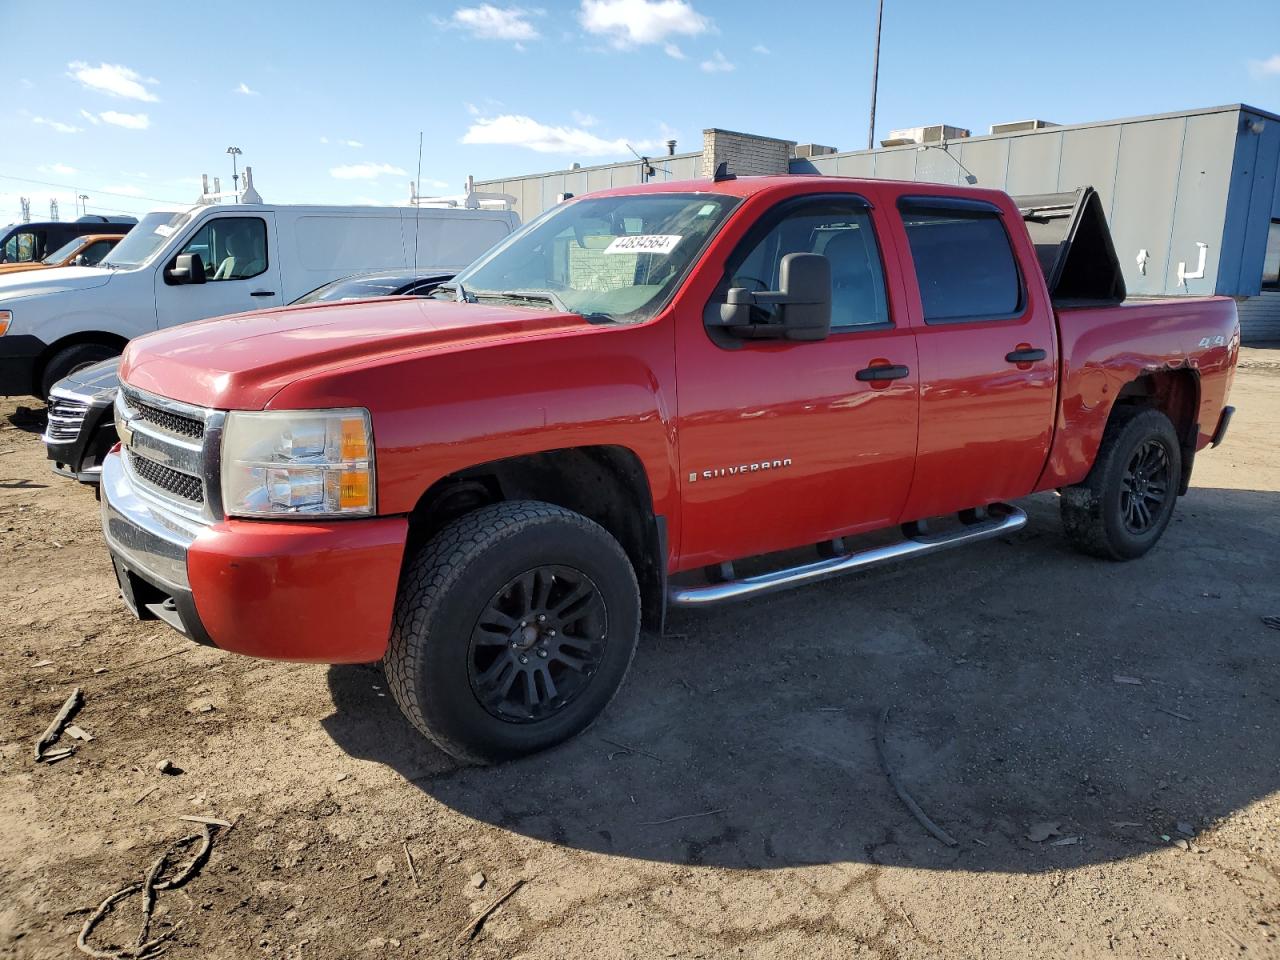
[715,253,832,341]
[165,252,207,285]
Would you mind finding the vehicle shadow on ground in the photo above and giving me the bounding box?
[5,405,47,434]
[322,488,1280,873]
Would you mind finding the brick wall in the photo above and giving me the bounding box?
[701,128,796,178]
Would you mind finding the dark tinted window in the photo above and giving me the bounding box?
[1263,220,1280,290]
[729,199,889,329]
[900,207,1022,322]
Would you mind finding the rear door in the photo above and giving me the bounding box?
[675,192,920,569]
[890,194,1057,521]
[153,213,283,329]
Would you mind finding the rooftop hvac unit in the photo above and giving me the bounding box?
[989,119,1059,135]
[885,124,971,146]
[793,143,838,159]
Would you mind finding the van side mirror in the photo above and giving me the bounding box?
[164,253,206,285]
[711,253,832,341]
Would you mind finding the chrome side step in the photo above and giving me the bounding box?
[667,503,1027,608]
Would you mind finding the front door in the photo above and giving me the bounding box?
[675,194,920,570]
[153,213,282,330]
[891,195,1058,521]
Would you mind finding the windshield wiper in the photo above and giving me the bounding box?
[434,281,475,303]
[489,289,570,312]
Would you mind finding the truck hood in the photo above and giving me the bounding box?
[0,265,114,302]
[122,297,593,409]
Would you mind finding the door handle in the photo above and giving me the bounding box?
[855,363,910,382]
[250,290,276,298]
[1005,347,1046,363]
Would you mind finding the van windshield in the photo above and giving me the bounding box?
[101,211,189,268]
[443,192,739,323]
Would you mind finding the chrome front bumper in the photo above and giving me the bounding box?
[100,449,205,593]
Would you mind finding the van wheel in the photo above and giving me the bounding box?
[40,342,120,399]
[385,501,640,764]
[1060,407,1182,560]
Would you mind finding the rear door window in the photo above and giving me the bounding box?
[898,199,1023,323]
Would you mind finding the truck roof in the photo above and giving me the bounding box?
[587,174,1014,205]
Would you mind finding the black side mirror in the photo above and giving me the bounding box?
[164,253,206,285]
[711,252,832,341]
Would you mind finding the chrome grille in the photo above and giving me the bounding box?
[45,397,90,442]
[128,450,205,504]
[125,391,204,440]
[116,387,221,520]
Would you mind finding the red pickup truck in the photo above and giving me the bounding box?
[102,175,1238,763]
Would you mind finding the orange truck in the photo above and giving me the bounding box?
[0,233,122,276]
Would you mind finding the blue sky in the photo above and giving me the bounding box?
[2,0,1278,222]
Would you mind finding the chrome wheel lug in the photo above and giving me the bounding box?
[536,614,546,623]
[537,648,548,658]
[519,655,528,664]
[547,629,556,637]
[511,640,520,648]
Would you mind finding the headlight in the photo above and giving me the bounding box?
[220,408,375,518]
[0,310,11,336]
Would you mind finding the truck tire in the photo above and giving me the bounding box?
[40,342,120,399]
[385,500,641,764]
[1060,407,1182,560]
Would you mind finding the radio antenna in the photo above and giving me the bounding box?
[413,130,423,269]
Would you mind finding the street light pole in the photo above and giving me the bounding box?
[78,194,89,217]
[226,146,242,198]
[867,0,885,151]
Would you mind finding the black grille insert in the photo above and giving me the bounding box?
[126,393,204,440]
[128,450,204,504]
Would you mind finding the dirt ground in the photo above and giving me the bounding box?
[1,351,1278,960]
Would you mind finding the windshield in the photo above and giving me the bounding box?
[42,236,88,264]
[445,192,738,323]
[101,211,188,268]
[293,275,409,304]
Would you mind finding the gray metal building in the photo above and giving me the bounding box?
[477,104,1280,343]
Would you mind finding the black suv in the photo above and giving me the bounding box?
[0,215,137,264]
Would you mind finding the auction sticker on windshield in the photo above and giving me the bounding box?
[603,235,682,255]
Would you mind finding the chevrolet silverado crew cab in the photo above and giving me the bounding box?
[101,175,1238,764]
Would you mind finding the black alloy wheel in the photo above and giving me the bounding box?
[1119,438,1171,534]
[468,565,607,722]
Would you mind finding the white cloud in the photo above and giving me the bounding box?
[79,109,101,125]
[67,61,159,102]
[20,78,34,89]
[33,116,81,134]
[464,102,481,116]
[39,163,78,176]
[234,81,259,95]
[330,162,408,180]
[320,135,330,144]
[1248,53,1280,78]
[571,110,598,127]
[579,0,710,48]
[341,139,364,148]
[663,42,686,59]
[699,49,734,73]
[462,113,655,156]
[451,5,540,41]
[99,110,151,130]
[752,43,770,54]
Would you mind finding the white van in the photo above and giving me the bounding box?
[0,194,519,397]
